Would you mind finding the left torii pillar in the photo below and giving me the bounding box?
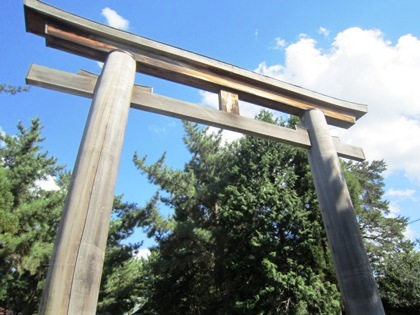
[39,50,136,315]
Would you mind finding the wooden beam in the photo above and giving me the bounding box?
[26,64,365,161]
[77,69,153,93]
[24,0,367,128]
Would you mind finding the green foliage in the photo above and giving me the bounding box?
[0,167,15,234]
[2,112,416,314]
[216,112,339,314]
[97,196,152,315]
[0,118,66,314]
[0,119,149,315]
[98,257,149,315]
[136,112,341,314]
[134,121,224,315]
[136,111,419,314]
[0,83,29,95]
[377,250,420,314]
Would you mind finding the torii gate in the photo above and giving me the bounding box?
[23,1,385,314]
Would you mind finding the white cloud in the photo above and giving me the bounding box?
[404,225,416,241]
[101,7,129,31]
[35,175,60,191]
[319,27,330,37]
[273,37,286,49]
[387,202,400,218]
[377,192,418,241]
[199,90,218,109]
[136,248,151,260]
[148,124,167,136]
[255,27,420,184]
[386,188,416,199]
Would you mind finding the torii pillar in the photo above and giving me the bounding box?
[39,50,136,315]
[302,109,384,314]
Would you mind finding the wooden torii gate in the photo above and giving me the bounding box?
[24,1,385,314]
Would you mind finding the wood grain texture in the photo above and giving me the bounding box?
[26,64,365,161]
[219,90,239,114]
[38,51,136,315]
[24,0,367,128]
[302,109,384,315]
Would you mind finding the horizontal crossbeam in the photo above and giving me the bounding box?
[24,0,367,129]
[26,64,365,161]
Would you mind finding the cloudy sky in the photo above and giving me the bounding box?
[1,0,419,245]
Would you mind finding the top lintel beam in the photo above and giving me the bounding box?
[24,0,367,129]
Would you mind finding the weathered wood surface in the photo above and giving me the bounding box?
[302,109,384,315]
[219,90,240,114]
[24,0,367,128]
[26,64,365,161]
[38,51,136,315]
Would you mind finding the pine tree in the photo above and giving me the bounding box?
[135,113,340,314]
[377,249,420,314]
[134,122,224,314]
[217,112,340,314]
[135,111,418,314]
[96,196,151,315]
[0,119,149,315]
[0,118,65,314]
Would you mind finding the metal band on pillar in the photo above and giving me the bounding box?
[39,50,136,315]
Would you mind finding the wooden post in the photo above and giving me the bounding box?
[219,90,240,115]
[302,109,384,315]
[39,50,136,315]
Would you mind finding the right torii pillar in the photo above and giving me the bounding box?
[302,109,385,314]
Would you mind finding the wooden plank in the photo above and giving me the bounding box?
[26,65,96,98]
[26,64,365,161]
[24,0,367,128]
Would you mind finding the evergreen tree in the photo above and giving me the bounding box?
[135,113,340,314]
[96,196,151,315]
[217,112,340,314]
[0,119,148,314]
[134,122,224,314]
[136,111,418,314]
[0,118,65,314]
[377,249,420,314]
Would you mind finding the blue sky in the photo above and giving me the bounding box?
[1,0,420,252]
